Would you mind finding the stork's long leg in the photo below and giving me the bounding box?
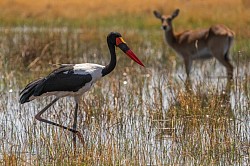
[35,98,84,146]
[35,98,78,133]
[72,102,78,150]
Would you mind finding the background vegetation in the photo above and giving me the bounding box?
[0,0,249,32]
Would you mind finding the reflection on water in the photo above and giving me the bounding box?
[0,28,249,165]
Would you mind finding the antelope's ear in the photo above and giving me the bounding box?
[171,9,180,19]
[153,10,162,19]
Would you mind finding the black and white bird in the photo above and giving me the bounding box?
[19,32,145,147]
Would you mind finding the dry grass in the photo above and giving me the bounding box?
[0,0,250,37]
[0,64,249,165]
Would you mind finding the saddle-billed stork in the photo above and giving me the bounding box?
[19,32,145,148]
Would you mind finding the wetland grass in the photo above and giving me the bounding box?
[0,29,249,165]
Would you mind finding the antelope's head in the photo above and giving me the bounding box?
[153,9,180,31]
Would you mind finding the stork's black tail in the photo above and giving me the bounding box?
[19,78,44,104]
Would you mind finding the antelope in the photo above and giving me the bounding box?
[153,9,235,79]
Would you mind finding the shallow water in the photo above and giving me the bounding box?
[0,27,249,165]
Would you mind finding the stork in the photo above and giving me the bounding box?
[19,32,145,148]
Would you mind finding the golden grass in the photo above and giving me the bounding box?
[0,0,250,37]
[0,0,246,18]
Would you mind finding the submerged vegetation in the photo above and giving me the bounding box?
[0,0,249,165]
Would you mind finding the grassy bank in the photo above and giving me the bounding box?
[0,0,249,34]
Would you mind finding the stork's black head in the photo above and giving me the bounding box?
[107,32,145,67]
[107,32,122,46]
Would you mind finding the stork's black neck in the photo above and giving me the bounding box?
[102,42,116,77]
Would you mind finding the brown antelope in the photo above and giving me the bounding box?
[153,9,235,79]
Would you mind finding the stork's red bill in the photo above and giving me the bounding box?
[116,37,145,67]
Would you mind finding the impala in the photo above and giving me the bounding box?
[153,9,235,79]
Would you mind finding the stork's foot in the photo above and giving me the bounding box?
[76,131,84,145]
[72,130,85,153]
